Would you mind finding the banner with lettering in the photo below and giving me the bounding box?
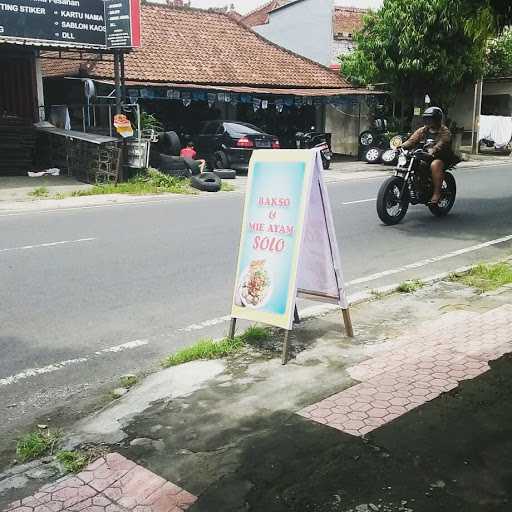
[231,150,313,329]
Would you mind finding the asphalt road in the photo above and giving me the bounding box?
[1,163,512,440]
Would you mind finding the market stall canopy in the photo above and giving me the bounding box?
[42,3,350,91]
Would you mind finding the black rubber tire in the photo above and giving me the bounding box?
[214,151,230,169]
[364,147,383,164]
[183,158,202,176]
[190,172,222,192]
[322,156,331,170]
[428,171,456,217]
[377,176,409,225]
[360,130,374,146]
[162,131,181,156]
[213,169,236,179]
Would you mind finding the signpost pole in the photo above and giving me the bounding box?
[228,318,237,339]
[281,330,291,365]
[342,308,354,338]
[114,51,122,115]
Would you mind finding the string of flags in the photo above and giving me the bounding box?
[128,88,365,111]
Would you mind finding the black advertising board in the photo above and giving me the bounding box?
[0,0,140,49]
[105,0,140,49]
[0,0,106,47]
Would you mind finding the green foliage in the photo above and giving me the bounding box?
[140,112,163,133]
[56,450,89,473]
[340,0,494,107]
[396,279,424,293]
[16,430,60,462]
[70,168,197,197]
[29,187,49,198]
[485,28,512,78]
[162,326,270,367]
[451,262,512,292]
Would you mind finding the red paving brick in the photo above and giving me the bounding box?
[4,454,196,512]
[299,305,512,436]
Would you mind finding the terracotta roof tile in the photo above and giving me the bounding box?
[42,4,348,89]
[240,0,287,28]
[333,7,366,38]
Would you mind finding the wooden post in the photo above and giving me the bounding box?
[342,308,354,338]
[281,330,291,365]
[227,318,237,339]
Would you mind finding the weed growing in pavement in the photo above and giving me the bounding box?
[69,168,197,197]
[396,279,425,293]
[119,374,138,388]
[56,450,89,473]
[371,289,387,299]
[53,192,66,200]
[451,262,512,293]
[221,181,235,192]
[162,326,271,367]
[29,187,49,198]
[16,430,60,462]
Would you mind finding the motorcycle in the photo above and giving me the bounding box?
[296,128,332,169]
[376,141,458,225]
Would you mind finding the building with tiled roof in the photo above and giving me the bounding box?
[41,2,378,156]
[240,1,289,28]
[43,3,348,90]
[332,7,367,61]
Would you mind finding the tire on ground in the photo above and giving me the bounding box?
[214,151,230,169]
[213,169,236,179]
[162,131,181,156]
[190,172,222,192]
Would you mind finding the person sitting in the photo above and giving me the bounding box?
[180,142,206,173]
[401,107,453,206]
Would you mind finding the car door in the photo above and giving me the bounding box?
[197,121,220,160]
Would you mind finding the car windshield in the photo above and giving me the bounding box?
[223,122,265,136]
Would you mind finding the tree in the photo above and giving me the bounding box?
[485,28,512,78]
[340,0,494,109]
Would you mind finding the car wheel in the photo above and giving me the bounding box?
[190,172,222,192]
[213,169,236,179]
[214,151,229,169]
[364,147,383,164]
[360,130,374,146]
[381,149,398,165]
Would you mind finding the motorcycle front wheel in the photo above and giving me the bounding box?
[377,176,409,225]
[428,171,456,217]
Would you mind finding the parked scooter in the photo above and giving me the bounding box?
[296,127,332,169]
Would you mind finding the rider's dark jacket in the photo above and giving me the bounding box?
[402,125,452,160]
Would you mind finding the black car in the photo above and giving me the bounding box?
[195,121,280,172]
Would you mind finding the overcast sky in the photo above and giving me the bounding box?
[190,0,383,14]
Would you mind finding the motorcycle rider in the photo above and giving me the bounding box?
[401,107,453,205]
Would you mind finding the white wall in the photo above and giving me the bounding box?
[255,0,334,66]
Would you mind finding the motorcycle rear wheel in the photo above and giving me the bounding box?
[428,171,456,217]
[377,176,409,225]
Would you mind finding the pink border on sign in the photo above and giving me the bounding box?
[130,0,142,47]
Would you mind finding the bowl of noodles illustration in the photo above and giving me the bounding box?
[238,260,272,308]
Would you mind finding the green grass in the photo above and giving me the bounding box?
[162,325,270,367]
[119,374,138,388]
[16,430,60,462]
[29,187,49,198]
[53,192,66,200]
[56,450,89,473]
[69,168,197,197]
[451,262,512,293]
[396,279,424,293]
[221,182,235,192]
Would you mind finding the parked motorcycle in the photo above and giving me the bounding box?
[296,128,332,169]
[376,141,458,225]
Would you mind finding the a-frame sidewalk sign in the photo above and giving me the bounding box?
[228,149,353,365]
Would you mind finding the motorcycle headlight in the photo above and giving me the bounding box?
[398,154,408,167]
[390,135,403,150]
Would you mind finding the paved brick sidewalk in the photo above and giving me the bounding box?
[299,304,512,436]
[4,454,196,512]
